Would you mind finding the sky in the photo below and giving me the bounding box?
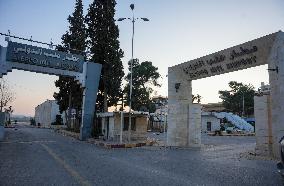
[0,0,284,116]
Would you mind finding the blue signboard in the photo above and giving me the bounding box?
[6,42,84,72]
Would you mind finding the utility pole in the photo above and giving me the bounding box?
[117,4,149,142]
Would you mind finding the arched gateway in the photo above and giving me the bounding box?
[0,41,101,140]
[168,31,284,157]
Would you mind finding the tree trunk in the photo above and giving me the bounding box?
[64,110,68,126]
[67,88,72,129]
[103,77,108,112]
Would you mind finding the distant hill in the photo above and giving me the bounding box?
[11,114,33,122]
[12,114,29,118]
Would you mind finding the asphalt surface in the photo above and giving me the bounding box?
[0,124,282,186]
[148,132,257,145]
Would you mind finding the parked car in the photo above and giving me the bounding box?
[277,136,284,176]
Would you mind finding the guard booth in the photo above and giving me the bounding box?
[95,111,149,142]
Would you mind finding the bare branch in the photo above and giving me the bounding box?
[0,78,15,112]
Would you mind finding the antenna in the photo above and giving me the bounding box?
[49,38,53,49]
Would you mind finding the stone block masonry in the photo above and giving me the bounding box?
[254,94,272,156]
[168,31,284,158]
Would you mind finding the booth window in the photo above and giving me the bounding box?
[123,117,136,131]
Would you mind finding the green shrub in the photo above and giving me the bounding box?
[51,115,63,125]
[30,118,35,126]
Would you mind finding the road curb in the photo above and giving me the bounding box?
[55,129,150,149]
[87,138,149,149]
[55,129,80,139]
[207,132,255,136]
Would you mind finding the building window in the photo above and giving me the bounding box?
[207,122,212,131]
[123,117,136,131]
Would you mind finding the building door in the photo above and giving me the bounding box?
[207,122,212,131]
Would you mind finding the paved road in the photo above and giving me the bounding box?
[148,132,256,145]
[0,124,282,186]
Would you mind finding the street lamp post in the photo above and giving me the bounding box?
[118,4,149,142]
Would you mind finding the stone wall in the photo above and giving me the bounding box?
[188,104,201,147]
[115,114,148,141]
[254,95,273,156]
[131,116,148,141]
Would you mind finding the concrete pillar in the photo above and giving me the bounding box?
[188,104,201,147]
[79,62,102,140]
[167,66,201,147]
[268,31,284,158]
[254,95,273,156]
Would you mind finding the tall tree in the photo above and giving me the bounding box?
[0,78,15,112]
[219,81,255,116]
[53,77,83,128]
[53,0,86,129]
[85,0,124,112]
[124,60,161,113]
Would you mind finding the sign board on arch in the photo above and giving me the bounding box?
[6,42,84,73]
[174,32,277,80]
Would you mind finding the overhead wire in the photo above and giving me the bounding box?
[0,32,90,55]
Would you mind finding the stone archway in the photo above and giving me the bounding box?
[167,31,284,157]
[0,41,102,140]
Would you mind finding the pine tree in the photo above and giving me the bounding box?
[85,0,124,112]
[54,0,86,130]
[61,0,86,55]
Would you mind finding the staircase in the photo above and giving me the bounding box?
[213,112,254,132]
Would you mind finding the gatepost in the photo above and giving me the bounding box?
[79,62,101,140]
[267,32,284,157]
[168,31,284,157]
[0,41,102,141]
[167,66,202,147]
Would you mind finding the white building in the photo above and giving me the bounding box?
[34,100,60,127]
[258,82,270,94]
[201,111,254,133]
[201,112,221,132]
